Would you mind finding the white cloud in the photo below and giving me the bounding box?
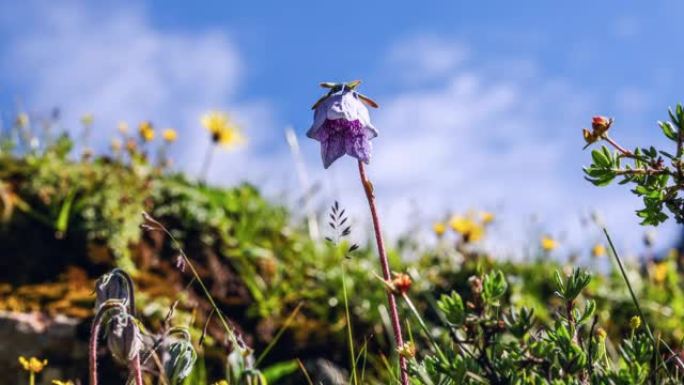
[386,35,469,82]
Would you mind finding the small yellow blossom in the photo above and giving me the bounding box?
[162,128,178,143]
[117,121,129,134]
[212,381,229,385]
[480,211,495,224]
[138,121,155,142]
[467,224,484,242]
[16,113,29,128]
[591,243,606,258]
[540,235,558,252]
[449,215,484,243]
[630,316,641,330]
[652,261,669,284]
[18,356,48,373]
[80,114,94,126]
[201,111,245,148]
[433,222,446,237]
[449,215,471,234]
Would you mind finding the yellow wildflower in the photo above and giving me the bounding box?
[652,261,668,284]
[213,381,229,385]
[201,111,244,148]
[467,224,484,242]
[162,128,178,143]
[16,113,29,128]
[630,316,641,330]
[138,121,155,142]
[540,235,557,252]
[433,222,446,237]
[591,243,606,258]
[117,121,129,134]
[18,356,48,373]
[80,113,94,126]
[449,215,471,234]
[449,215,484,243]
[480,211,495,224]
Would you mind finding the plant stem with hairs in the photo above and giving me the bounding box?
[357,161,409,385]
[131,355,144,385]
[89,301,127,385]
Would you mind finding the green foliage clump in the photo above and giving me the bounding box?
[408,268,681,385]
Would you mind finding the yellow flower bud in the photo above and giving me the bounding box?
[480,211,495,224]
[595,327,607,340]
[540,235,557,252]
[591,243,606,258]
[138,121,155,142]
[630,315,641,330]
[396,341,416,359]
[432,222,446,237]
[162,128,178,143]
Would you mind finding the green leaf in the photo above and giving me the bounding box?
[591,149,611,168]
[262,360,299,383]
[55,189,77,235]
[483,270,508,305]
[659,121,678,141]
[576,300,596,325]
[437,291,465,325]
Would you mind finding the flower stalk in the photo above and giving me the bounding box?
[89,300,127,385]
[131,354,144,385]
[357,160,409,385]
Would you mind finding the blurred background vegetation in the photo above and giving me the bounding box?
[1,114,683,384]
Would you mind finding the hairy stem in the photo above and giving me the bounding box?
[89,314,103,385]
[357,161,409,385]
[603,136,633,157]
[90,301,126,385]
[131,354,144,385]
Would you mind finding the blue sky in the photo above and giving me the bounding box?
[0,1,682,256]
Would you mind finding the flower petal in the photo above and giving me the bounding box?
[344,133,372,164]
[321,134,346,169]
[307,100,330,139]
